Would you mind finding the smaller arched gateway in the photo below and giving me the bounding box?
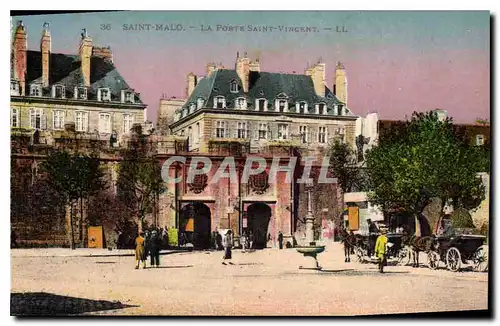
[246,203,272,249]
[179,202,211,249]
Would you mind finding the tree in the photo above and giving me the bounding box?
[117,140,165,232]
[328,140,362,193]
[41,151,106,249]
[365,111,487,231]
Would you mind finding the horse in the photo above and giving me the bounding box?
[339,228,360,263]
[401,234,436,267]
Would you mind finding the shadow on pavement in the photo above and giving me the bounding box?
[11,292,138,316]
[146,265,193,269]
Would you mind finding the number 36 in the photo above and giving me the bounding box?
[100,24,111,31]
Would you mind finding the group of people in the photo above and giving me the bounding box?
[134,228,163,269]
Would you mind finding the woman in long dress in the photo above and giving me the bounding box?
[135,232,146,269]
[222,230,233,264]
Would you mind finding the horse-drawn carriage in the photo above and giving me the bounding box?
[426,234,488,272]
[351,232,411,265]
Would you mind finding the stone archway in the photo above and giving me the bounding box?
[246,203,272,249]
[179,202,211,249]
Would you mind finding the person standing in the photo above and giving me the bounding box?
[367,219,379,258]
[248,230,254,250]
[134,232,146,269]
[241,231,248,252]
[222,230,233,265]
[278,231,284,250]
[375,228,388,273]
[150,230,161,267]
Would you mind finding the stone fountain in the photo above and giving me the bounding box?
[295,181,325,270]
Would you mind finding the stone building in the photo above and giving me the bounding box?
[156,53,362,247]
[10,21,146,145]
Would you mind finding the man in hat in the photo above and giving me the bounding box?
[367,219,379,258]
[375,228,388,273]
[149,229,161,267]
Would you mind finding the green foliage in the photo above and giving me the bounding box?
[365,111,487,216]
[328,140,361,193]
[168,228,179,246]
[450,208,475,229]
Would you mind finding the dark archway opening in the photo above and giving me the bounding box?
[246,203,272,249]
[179,202,211,249]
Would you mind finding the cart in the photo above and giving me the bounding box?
[427,234,488,272]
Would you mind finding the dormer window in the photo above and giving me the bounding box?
[276,99,288,113]
[98,88,111,102]
[235,97,247,110]
[338,104,344,116]
[30,84,42,97]
[197,98,204,109]
[297,101,308,114]
[256,98,267,112]
[214,96,226,109]
[121,90,135,103]
[230,80,239,93]
[74,86,88,100]
[52,85,66,99]
[188,103,195,114]
[11,80,20,96]
[317,103,326,115]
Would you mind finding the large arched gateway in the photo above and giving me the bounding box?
[246,203,272,249]
[179,202,211,249]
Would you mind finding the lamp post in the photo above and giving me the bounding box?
[305,181,315,245]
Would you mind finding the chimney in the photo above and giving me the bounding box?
[92,46,113,63]
[334,62,348,105]
[78,28,93,87]
[249,58,260,72]
[235,52,250,92]
[12,21,27,95]
[40,23,51,87]
[207,63,217,76]
[305,61,326,97]
[186,72,197,98]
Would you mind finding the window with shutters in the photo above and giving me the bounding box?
[11,108,19,127]
[258,123,267,139]
[53,110,65,130]
[235,97,247,110]
[30,84,42,97]
[216,121,226,138]
[52,84,66,98]
[318,126,327,143]
[277,124,288,140]
[75,111,89,132]
[30,108,43,129]
[237,122,247,138]
[99,113,112,133]
[214,96,226,108]
[123,114,134,133]
[299,126,308,143]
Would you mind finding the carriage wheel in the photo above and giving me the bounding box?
[473,245,488,272]
[427,251,440,270]
[446,247,461,272]
[354,246,365,263]
[397,246,411,266]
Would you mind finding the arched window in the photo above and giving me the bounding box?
[230,80,239,93]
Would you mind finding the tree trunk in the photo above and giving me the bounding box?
[66,202,75,250]
[81,197,88,248]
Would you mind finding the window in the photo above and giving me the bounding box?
[75,111,89,132]
[53,110,65,130]
[235,97,247,110]
[11,81,19,95]
[216,121,226,138]
[11,108,19,127]
[182,108,188,118]
[29,108,43,129]
[189,103,196,114]
[75,86,87,100]
[338,105,344,116]
[277,124,288,140]
[195,123,200,144]
[122,90,135,103]
[99,113,112,133]
[188,127,193,146]
[52,85,65,98]
[237,122,247,138]
[298,102,307,114]
[214,96,226,108]
[123,114,134,133]
[197,98,204,109]
[258,123,267,139]
[256,99,267,111]
[318,103,326,115]
[30,84,42,97]
[476,134,485,146]
[98,88,111,101]
[277,100,288,112]
[299,126,308,143]
[318,126,327,143]
[230,81,239,93]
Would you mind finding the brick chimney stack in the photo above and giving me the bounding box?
[305,60,326,97]
[186,72,197,98]
[334,62,348,105]
[40,23,51,87]
[12,21,28,95]
[78,28,93,87]
[235,51,250,92]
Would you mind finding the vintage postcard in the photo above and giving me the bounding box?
[10,10,490,317]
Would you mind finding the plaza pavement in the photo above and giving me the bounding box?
[11,243,489,316]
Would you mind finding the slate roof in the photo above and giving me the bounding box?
[181,69,348,115]
[19,50,143,104]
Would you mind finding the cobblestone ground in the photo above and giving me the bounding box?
[11,243,489,316]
